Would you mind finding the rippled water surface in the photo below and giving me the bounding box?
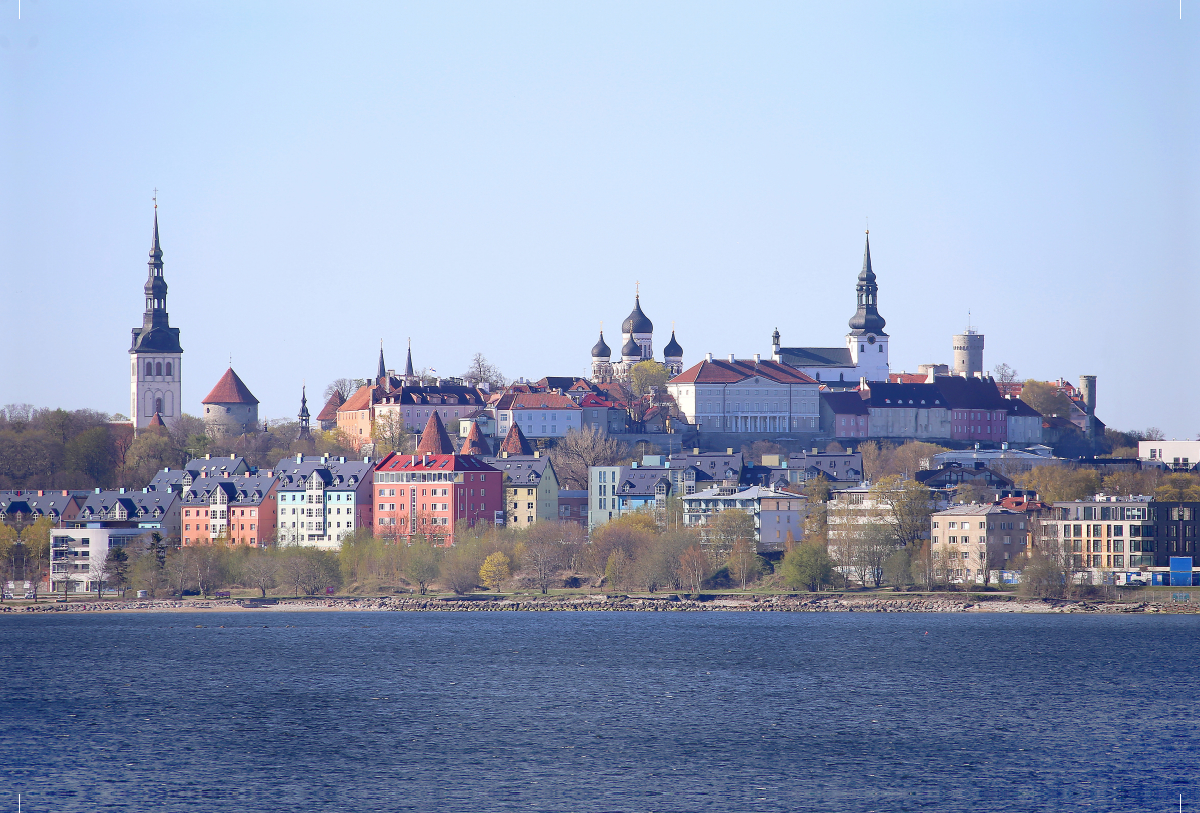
[1,611,1198,812]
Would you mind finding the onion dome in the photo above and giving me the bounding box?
[621,336,641,359]
[591,331,611,359]
[621,295,654,335]
[663,331,683,359]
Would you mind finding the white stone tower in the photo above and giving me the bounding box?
[952,327,985,378]
[129,205,183,431]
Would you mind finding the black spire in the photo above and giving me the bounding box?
[663,330,683,359]
[847,232,887,335]
[298,385,313,442]
[404,339,414,377]
[377,342,387,380]
[622,294,654,335]
[130,205,183,354]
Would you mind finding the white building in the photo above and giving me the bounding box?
[275,455,374,549]
[491,392,582,441]
[682,486,807,552]
[1139,440,1200,471]
[667,356,820,434]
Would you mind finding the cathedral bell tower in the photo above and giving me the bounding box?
[129,203,183,431]
[846,231,889,382]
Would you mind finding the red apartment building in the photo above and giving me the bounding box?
[373,452,503,546]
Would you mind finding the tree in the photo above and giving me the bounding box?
[324,379,357,403]
[165,548,196,599]
[1018,466,1101,503]
[1155,473,1200,502]
[708,509,756,561]
[22,516,54,599]
[604,549,632,591]
[549,427,628,490]
[629,360,670,397]
[103,547,130,598]
[846,521,895,588]
[858,441,894,483]
[882,548,911,589]
[781,543,834,592]
[373,410,416,456]
[521,523,567,594]
[462,353,507,390]
[1102,469,1161,498]
[870,476,936,549]
[727,538,762,590]
[993,363,1020,384]
[240,552,279,598]
[678,545,710,594]
[1019,381,1073,419]
[742,441,787,465]
[886,442,947,480]
[479,551,511,591]
[441,543,483,595]
[405,540,440,595]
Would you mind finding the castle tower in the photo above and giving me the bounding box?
[590,329,613,382]
[952,327,985,378]
[846,232,890,381]
[129,206,183,431]
[201,367,260,438]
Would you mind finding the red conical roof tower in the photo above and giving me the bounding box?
[498,423,534,456]
[415,411,455,455]
[459,421,491,456]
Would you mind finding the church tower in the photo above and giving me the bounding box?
[129,205,183,431]
[846,232,890,382]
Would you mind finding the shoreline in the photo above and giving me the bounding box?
[2,594,1195,615]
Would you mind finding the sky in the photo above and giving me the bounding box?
[1,1,1196,437]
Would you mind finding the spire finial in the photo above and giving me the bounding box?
[635,281,640,297]
[153,188,158,209]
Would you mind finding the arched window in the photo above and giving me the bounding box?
[145,361,153,377]
[165,362,173,378]
[155,397,163,415]
[155,361,163,377]
[144,391,155,417]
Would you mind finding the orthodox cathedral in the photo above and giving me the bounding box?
[589,292,684,383]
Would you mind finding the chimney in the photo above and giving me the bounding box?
[728,353,735,362]
[727,448,733,455]
[705,353,713,363]
[205,453,211,460]
[230,453,236,459]
[693,447,700,454]
[119,488,125,494]
[753,353,761,363]
[296,453,303,463]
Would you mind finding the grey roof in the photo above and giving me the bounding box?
[184,456,249,476]
[666,451,744,480]
[179,473,277,507]
[76,490,178,523]
[778,346,854,368]
[591,331,611,358]
[482,455,552,485]
[621,336,641,357]
[274,456,373,491]
[147,469,187,492]
[821,390,869,415]
[0,491,88,519]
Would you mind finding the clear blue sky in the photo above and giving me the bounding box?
[1,1,1196,437]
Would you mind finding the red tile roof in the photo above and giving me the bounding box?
[147,412,167,427]
[670,358,818,385]
[375,452,499,473]
[494,392,581,410]
[338,384,375,413]
[889,373,929,384]
[459,421,491,456]
[415,411,455,455]
[201,368,259,405]
[317,390,345,421]
[499,423,534,456]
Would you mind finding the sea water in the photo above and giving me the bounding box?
[1,611,1197,812]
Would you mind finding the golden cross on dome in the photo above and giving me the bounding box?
[635,281,640,297]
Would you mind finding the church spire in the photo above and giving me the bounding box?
[848,231,887,335]
[297,385,313,442]
[404,338,414,377]
[377,340,387,380]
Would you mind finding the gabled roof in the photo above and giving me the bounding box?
[493,392,581,411]
[374,452,499,473]
[416,411,455,455]
[932,375,1010,411]
[339,384,375,413]
[483,456,551,484]
[459,421,492,456]
[777,347,854,368]
[317,390,345,421]
[889,373,930,384]
[821,390,870,415]
[201,368,259,405]
[670,358,818,385]
[1005,397,1043,418]
[499,423,534,456]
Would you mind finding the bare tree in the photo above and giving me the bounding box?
[522,522,567,594]
[679,545,710,594]
[549,426,628,490]
[993,363,1020,384]
[241,552,279,598]
[324,379,358,403]
[462,353,506,390]
[726,538,761,590]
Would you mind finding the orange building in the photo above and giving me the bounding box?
[179,471,279,547]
